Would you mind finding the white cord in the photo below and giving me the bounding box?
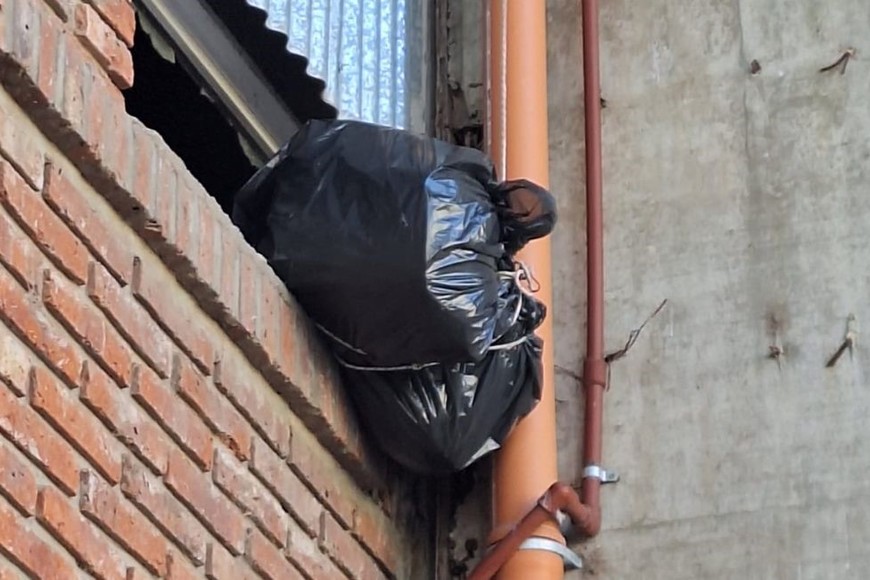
[315,323,369,355]
[486,334,529,351]
[334,357,442,372]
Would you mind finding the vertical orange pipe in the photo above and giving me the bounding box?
[489,1,564,579]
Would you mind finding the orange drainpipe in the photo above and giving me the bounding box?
[472,0,608,577]
[486,1,564,579]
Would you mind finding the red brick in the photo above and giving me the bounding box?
[0,499,78,579]
[258,278,282,357]
[285,517,343,580]
[60,27,122,169]
[152,154,177,245]
[205,543,257,580]
[217,226,240,321]
[196,197,219,295]
[0,94,45,190]
[173,355,250,461]
[251,439,322,538]
[44,163,134,285]
[36,6,64,107]
[0,266,82,388]
[7,0,40,84]
[80,470,169,575]
[42,268,134,387]
[37,486,131,580]
[245,529,304,580]
[352,507,402,576]
[0,322,34,396]
[238,249,260,337]
[353,504,405,572]
[80,361,171,475]
[73,3,133,89]
[0,383,78,495]
[213,447,286,547]
[83,78,106,157]
[132,364,213,469]
[277,302,298,390]
[30,365,123,483]
[312,375,333,439]
[0,207,42,289]
[0,162,89,284]
[60,36,90,150]
[44,0,76,21]
[120,455,207,565]
[287,318,317,413]
[214,358,290,458]
[288,431,392,569]
[0,443,37,515]
[164,451,247,556]
[40,274,90,333]
[78,72,116,175]
[166,551,202,580]
[174,175,199,265]
[130,120,157,217]
[132,258,214,375]
[320,513,385,580]
[85,0,135,46]
[88,262,171,377]
[288,427,355,529]
[61,100,104,178]
[99,99,133,200]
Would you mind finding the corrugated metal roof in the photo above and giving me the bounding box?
[244,0,411,129]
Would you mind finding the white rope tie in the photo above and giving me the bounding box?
[314,323,369,355]
[334,358,443,372]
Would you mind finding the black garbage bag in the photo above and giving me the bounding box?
[232,119,556,368]
[342,288,545,474]
[232,119,557,473]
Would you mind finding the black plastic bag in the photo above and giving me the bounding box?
[233,119,555,368]
[342,293,545,474]
[232,119,556,473]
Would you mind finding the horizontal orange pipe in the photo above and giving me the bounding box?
[488,1,564,579]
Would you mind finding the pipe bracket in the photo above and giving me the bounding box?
[518,537,584,571]
[555,510,572,537]
[583,465,620,484]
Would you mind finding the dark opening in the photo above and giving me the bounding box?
[123,2,339,216]
[123,17,257,214]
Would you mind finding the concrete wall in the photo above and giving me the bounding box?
[548,0,870,577]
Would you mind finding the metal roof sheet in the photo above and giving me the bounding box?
[244,0,412,129]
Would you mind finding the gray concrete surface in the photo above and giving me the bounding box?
[445,1,870,577]
[547,0,870,577]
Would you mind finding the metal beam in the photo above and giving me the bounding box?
[135,0,299,161]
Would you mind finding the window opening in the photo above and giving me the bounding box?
[123,0,336,214]
[123,17,257,214]
[125,0,434,214]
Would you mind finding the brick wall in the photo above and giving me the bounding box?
[0,1,431,578]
